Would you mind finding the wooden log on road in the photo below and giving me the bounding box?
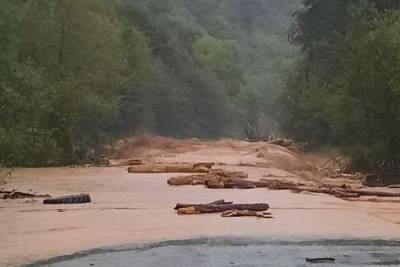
[174,199,233,210]
[345,189,400,197]
[168,174,220,185]
[128,163,212,173]
[208,169,248,178]
[206,178,298,190]
[177,203,270,215]
[167,170,248,186]
[291,186,360,198]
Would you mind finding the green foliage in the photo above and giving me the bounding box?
[0,0,299,166]
[193,35,242,97]
[282,0,400,182]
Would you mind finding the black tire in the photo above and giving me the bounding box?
[43,194,91,204]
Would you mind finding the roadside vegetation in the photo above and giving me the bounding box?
[0,0,299,166]
[281,0,400,183]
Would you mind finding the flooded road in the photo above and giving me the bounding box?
[1,166,400,266]
[2,137,400,266]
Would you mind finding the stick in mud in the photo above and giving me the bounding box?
[221,210,273,218]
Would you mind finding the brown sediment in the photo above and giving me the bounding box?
[1,137,400,267]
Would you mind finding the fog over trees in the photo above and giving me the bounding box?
[0,0,299,166]
[2,0,400,183]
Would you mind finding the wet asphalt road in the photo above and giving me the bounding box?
[26,237,400,267]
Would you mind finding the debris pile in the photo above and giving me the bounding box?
[167,169,400,200]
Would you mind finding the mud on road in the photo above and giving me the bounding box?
[1,136,400,266]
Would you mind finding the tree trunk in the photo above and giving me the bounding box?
[174,199,233,210]
[128,163,212,173]
[176,203,269,215]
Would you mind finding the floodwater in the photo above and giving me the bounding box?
[1,137,400,266]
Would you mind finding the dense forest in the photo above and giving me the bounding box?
[3,0,400,183]
[281,0,400,182]
[0,0,299,166]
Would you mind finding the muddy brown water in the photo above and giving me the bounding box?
[1,166,400,267]
[2,138,400,266]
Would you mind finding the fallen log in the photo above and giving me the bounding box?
[204,178,225,189]
[193,162,215,169]
[128,163,212,173]
[168,174,220,186]
[341,197,400,203]
[330,189,360,198]
[168,170,248,186]
[292,186,334,195]
[174,199,233,210]
[110,159,144,167]
[177,203,270,215]
[222,179,257,189]
[221,210,273,218]
[292,186,400,198]
[206,178,298,190]
[205,178,266,189]
[259,179,300,190]
[208,169,248,178]
[291,186,360,198]
[209,199,233,205]
[345,189,400,197]
[1,190,51,199]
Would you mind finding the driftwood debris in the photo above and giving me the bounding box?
[345,189,400,197]
[111,159,144,167]
[0,190,51,199]
[221,210,273,218]
[208,169,248,178]
[206,178,300,190]
[193,162,215,169]
[168,174,220,186]
[292,186,360,198]
[168,169,248,186]
[174,199,233,210]
[128,162,213,173]
[199,177,400,199]
[176,200,269,215]
[292,186,400,198]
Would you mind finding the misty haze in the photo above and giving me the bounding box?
[1,1,400,266]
